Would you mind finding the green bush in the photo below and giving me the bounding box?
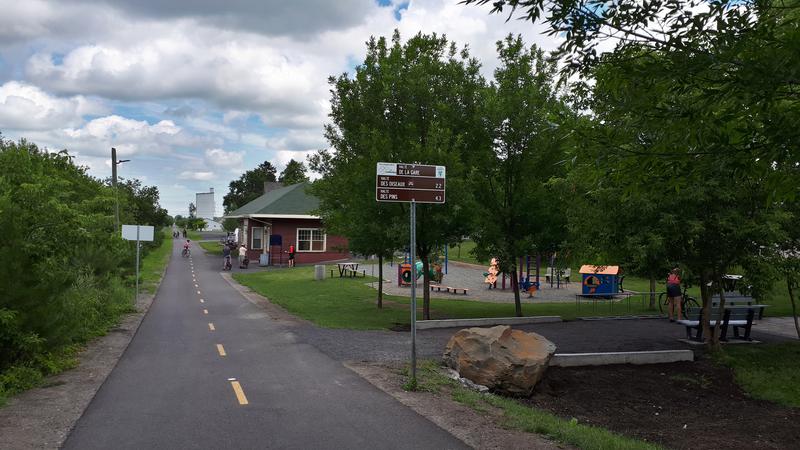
[0,136,167,401]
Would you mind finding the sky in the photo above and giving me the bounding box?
[0,0,562,217]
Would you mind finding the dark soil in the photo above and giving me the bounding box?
[527,359,800,449]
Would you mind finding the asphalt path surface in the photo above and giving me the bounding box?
[63,240,466,449]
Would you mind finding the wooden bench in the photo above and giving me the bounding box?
[429,283,445,292]
[446,287,469,295]
[711,294,765,319]
[677,305,766,342]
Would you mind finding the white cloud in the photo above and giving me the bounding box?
[60,115,187,157]
[266,129,327,152]
[0,81,105,130]
[204,148,244,169]
[272,149,316,172]
[0,0,570,215]
[178,171,215,181]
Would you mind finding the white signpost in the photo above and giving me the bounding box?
[376,163,446,383]
[122,225,155,302]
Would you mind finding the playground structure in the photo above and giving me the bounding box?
[397,260,443,286]
[579,265,622,297]
[483,254,570,296]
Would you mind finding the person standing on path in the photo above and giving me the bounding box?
[238,244,248,267]
[666,267,683,322]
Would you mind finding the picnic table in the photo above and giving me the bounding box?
[336,262,361,278]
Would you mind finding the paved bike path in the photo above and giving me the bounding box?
[64,241,465,449]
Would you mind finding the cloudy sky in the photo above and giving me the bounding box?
[0,0,561,216]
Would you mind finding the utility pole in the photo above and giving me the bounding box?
[111,147,130,232]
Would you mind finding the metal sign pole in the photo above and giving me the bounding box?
[135,226,140,303]
[410,200,417,382]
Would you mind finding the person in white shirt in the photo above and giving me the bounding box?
[238,244,247,266]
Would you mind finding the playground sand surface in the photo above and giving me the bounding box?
[363,262,585,303]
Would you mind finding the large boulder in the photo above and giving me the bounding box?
[442,325,556,396]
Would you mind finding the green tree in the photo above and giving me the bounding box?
[278,159,309,185]
[470,0,798,348]
[312,31,485,319]
[0,137,138,376]
[574,47,787,348]
[222,161,278,213]
[465,0,800,197]
[469,35,572,316]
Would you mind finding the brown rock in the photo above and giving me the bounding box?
[442,325,556,396]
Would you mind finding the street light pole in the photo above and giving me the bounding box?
[111,147,130,232]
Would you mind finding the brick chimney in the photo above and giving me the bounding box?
[264,181,283,194]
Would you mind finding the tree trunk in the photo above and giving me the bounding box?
[377,255,383,309]
[711,276,726,349]
[511,263,522,317]
[699,271,715,350]
[649,275,656,309]
[788,279,800,340]
[422,254,431,320]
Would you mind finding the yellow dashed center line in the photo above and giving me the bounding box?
[208,323,215,331]
[230,380,248,405]
[203,309,209,315]
[216,344,227,357]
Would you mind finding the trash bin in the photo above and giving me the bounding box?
[259,254,268,267]
[314,265,325,281]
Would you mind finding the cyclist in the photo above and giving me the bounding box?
[222,243,232,270]
[666,267,682,322]
[183,239,191,257]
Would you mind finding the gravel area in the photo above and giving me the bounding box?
[362,261,583,304]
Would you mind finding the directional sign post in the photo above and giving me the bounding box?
[122,225,155,304]
[376,163,445,383]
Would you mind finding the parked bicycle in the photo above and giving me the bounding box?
[658,284,699,318]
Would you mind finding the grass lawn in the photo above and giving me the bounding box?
[715,342,800,408]
[139,229,173,294]
[187,230,203,241]
[233,265,661,330]
[410,361,659,450]
[448,240,487,266]
[198,240,224,256]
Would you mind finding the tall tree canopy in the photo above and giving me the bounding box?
[469,35,573,316]
[466,0,800,197]
[222,161,278,213]
[278,159,310,185]
[312,31,485,318]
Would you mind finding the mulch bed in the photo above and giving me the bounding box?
[525,359,800,449]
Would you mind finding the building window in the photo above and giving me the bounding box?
[297,228,325,252]
[251,227,263,249]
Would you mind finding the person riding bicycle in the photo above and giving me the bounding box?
[183,239,191,257]
[222,243,232,270]
[666,267,683,322]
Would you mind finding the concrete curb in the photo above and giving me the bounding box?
[416,316,562,330]
[549,350,694,367]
